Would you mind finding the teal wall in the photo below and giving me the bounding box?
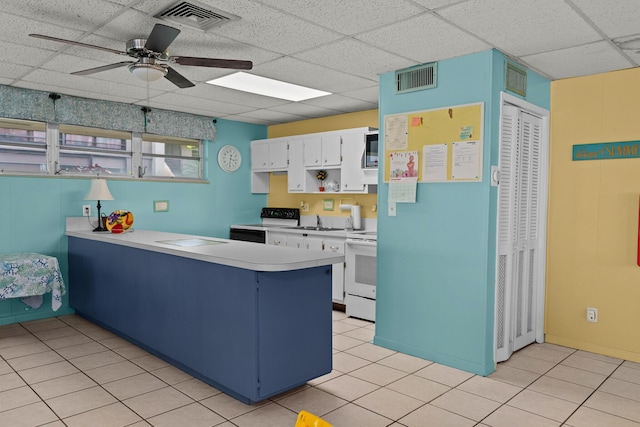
[374,50,550,375]
[0,101,267,325]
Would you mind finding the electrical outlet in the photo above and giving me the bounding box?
[586,307,598,323]
[301,203,309,212]
[82,205,91,217]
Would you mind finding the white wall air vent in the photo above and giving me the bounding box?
[154,1,240,31]
[395,62,437,94]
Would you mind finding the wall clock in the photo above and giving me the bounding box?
[218,145,241,173]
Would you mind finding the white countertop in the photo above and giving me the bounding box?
[66,229,344,272]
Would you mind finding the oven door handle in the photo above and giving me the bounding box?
[346,240,377,247]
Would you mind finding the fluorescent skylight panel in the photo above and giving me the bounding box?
[206,72,331,101]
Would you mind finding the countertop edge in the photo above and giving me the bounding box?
[66,230,344,272]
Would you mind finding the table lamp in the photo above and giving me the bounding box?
[84,178,114,232]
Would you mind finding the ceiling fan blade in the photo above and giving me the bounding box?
[173,56,253,70]
[71,61,135,76]
[165,67,195,88]
[29,33,127,56]
[145,23,180,53]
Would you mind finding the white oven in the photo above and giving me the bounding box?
[345,231,377,321]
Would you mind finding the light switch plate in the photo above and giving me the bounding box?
[388,202,396,217]
[154,200,169,212]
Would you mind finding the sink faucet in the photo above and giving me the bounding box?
[316,214,321,227]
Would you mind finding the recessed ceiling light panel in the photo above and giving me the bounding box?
[206,72,331,101]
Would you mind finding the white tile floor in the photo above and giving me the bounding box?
[1,310,639,426]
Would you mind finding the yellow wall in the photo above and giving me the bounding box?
[546,67,640,362]
[267,110,379,219]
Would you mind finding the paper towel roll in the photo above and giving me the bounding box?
[351,205,361,230]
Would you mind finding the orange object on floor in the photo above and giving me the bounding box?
[295,410,332,427]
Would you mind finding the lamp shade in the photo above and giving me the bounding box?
[84,179,114,201]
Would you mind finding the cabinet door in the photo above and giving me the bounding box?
[286,235,304,249]
[321,134,342,167]
[251,140,269,171]
[323,238,345,303]
[304,235,324,251]
[267,232,287,246]
[340,131,366,192]
[303,136,322,167]
[287,139,305,192]
[270,139,289,170]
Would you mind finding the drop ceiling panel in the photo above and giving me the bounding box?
[37,54,121,75]
[357,13,491,64]
[93,8,170,42]
[341,86,379,104]
[411,0,468,9]
[179,85,290,109]
[221,114,277,125]
[149,92,257,115]
[3,42,58,67]
[201,1,343,54]
[1,0,124,31]
[0,13,84,45]
[522,41,633,79]
[300,94,377,113]
[267,103,342,119]
[0,63,34,79]
[293,39,415,80]
[438,0,602,56]
[259,0,427,35]
[233,108,309,123]
[250,57,378,93]
[570,0,640,39]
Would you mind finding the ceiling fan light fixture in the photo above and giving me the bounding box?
[129,63,167,82]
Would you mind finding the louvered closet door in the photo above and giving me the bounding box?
[495,106,543,362]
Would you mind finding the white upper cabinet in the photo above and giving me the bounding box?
[251,138,288,171]
[252,127,377,194]
[287,139,305,192]
[340,129,367,193]
[304,134,341,168]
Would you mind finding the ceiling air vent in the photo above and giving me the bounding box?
[154,1,240,31]
[395,62,437,94]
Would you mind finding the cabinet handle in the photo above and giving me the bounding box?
[329,246,339,251]
[273,240,281,245]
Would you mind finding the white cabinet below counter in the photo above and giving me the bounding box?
[267,230,346,304]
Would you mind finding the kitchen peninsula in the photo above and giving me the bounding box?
[66,229,343,404]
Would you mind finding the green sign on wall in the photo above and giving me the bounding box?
[573,141,640,161]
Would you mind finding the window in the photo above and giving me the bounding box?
[0,119,204,181]
[0,119,47,174]
[59,125,132,176]
[141,134,201,179]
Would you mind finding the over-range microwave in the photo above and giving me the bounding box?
[362,131,379,169]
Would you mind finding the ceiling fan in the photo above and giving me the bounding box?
[29,23,253,88]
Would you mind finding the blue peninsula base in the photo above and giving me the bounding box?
[67,237,333,404]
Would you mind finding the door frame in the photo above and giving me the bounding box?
[495,92,550,362]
